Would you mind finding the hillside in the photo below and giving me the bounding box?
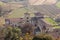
[7,7,34,18]
[0,0,60,19]
[29,0,57,5]
[30,5,60,18]
[56,1,60,8]
[0,0,57,5]
[0,1,6,6]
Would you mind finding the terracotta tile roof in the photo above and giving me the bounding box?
[6,18,24,23]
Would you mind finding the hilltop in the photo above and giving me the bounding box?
[29,0,57,5]
[0,0,57,5]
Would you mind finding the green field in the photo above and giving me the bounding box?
[0,1,5,6]
[44,18,58,25]
[56,1,60,8]
[53,26,60,29]
[8,7,34,18]
[44,17,60,29]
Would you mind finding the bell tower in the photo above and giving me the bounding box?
[24,12,31,23]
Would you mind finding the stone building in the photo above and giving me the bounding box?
[5,12,53,35]
[24,13,31,23]
[5,12,35,35]
[31,12,44,34]
[5,18,24,27]
[31,12,53,35]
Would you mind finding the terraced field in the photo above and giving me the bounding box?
[44,18,57,25]
[31,5,60,18]
[7,7,35,18]
[44,17,60,29]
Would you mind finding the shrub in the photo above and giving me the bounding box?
[32,34,53,40]
[4,27,21,40]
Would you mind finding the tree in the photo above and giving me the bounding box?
[0,5,2,16]
[33,36,53,40]
[32,34,53,40]
[4,26,21,40]
[22,22,34,35]
[33,37,42,40]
